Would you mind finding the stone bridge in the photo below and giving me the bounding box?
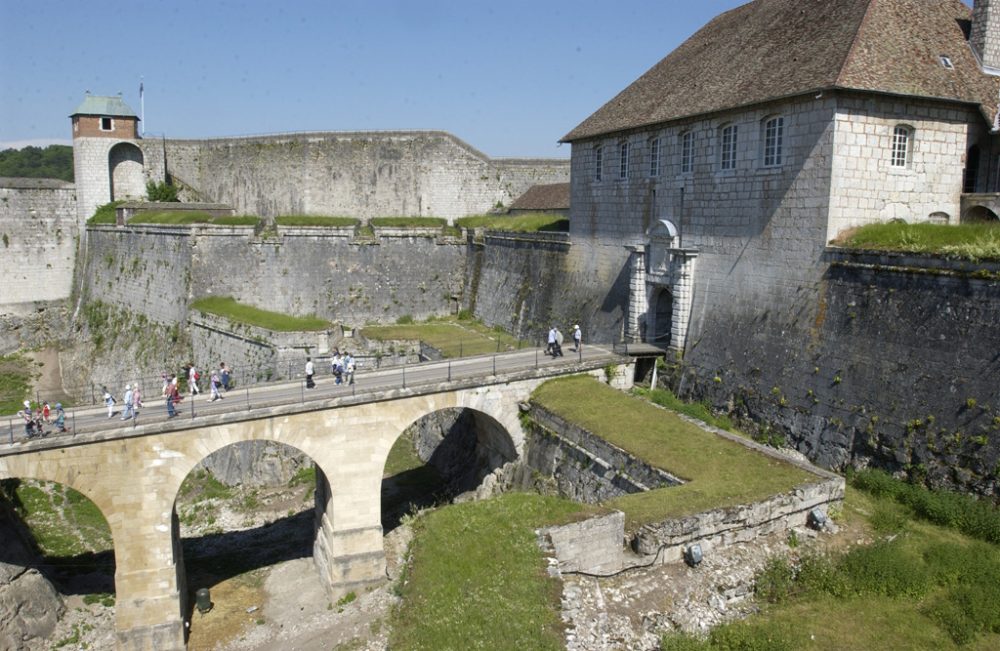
[0,348,631,650]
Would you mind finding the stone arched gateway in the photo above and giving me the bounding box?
[108,142,145,201]
[626,219,697,352]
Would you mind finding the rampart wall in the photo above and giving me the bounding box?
[0,180,78,311]
[143,131,570,220]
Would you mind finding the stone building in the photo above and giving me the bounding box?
[561,0,1000,350]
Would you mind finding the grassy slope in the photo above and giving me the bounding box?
[275,215,359,227]
[191,296,330,332]
[0,353,33,415]
[532,375,813,527]
[390,492,587,651]
[836,221,1000,261]
[362,317,526,357]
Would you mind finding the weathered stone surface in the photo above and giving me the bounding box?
[197,440,312,487]
[0,507,64,650]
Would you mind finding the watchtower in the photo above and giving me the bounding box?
[70,92,145,225]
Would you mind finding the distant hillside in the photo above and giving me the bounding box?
[0,145,73,182]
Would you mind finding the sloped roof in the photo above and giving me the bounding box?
[563,0,1000,142]
[70,94,138,118]
[509,183,570,211]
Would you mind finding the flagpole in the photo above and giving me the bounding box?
[140,77,145,137]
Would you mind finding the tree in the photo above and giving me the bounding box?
[146,180,179,202]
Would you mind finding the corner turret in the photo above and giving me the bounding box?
[971,0,1000,75]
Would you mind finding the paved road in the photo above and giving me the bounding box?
[4,345,622,449]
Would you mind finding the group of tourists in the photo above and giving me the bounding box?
[102,383,144,420]
[17,399,67,438]
[547,324,583,357]
[305,350,356,389]
[159,361,232,417]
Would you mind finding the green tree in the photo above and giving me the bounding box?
[146,180,179,202]
[0,145,74,181]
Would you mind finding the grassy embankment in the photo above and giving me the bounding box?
[835,221,1000,261]
[362,314,529,358]
[191,296,330,332]
[455,212,569,232]
[0,353,33,415]
[662,471,1000,650]
[533,375,813,527]
[275,215,359,227]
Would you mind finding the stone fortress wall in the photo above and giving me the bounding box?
[141,131,570,221]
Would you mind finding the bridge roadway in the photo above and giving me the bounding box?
[3,344,621,453]
[0,345,632,651]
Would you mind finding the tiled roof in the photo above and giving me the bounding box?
[509,183,570,211]
[563,0,1000,142]
[70,94,138,118]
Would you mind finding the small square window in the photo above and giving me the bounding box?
[100,117,113,131]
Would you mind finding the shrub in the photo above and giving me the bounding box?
[660,634,710,651]
[837,540,930,598]
[396,314,414,325]
[755,556,795,603]
[709,621,795,651]
[87,200,124,225]
[146,180,179,202]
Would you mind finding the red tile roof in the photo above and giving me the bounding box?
[563,0,1000,142]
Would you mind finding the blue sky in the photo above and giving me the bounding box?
[0,0,975,158]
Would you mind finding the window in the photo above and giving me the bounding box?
[595,146,603,182]
[649,138,660,177]
[100,117,113,131]
[620,141,630,179]
[720,124,738,170]
[762,116,784,167]
[891,125,912,168]
[681,131,694,173]
[939,55,954,70]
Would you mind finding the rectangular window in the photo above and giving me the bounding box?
[720,125,738,170]
[681,131,694,173]
[763,117,784,167]
[649,138,660,177]
[100,117,113,131]
[620,142,630,179]
[891,126,910,168]
[595,146,603,182]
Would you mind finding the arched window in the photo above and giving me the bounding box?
[649,137,661,177]
[762,116,784,167]
[719,124,738,170]
[680,131,694,174]
[891,125,913,168]
[594,145,603,182]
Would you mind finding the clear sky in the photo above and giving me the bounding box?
[0,0,975,158]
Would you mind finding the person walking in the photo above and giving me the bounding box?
[120,384,135,420]
[331,351,343,385]
[210,372,224,401]
[19,405,34,438]
[103,387,116,418]
[166,376,179,418]
[305,357,315,388]
[219,362,231,391]
[161,373,170,397]
[554,327,565,357]
[572,324,582,352]
[547,326,557,356]
[133,384,143,411]
[188,364,201,396]
[345,351,356,385]
[53,403,67,433]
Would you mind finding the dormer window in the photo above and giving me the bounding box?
[939,55,954,70]
[100,117,113,131]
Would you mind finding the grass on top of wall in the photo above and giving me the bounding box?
[86,200,125,225]
[389,492,591,651]
[531,375,814,528]
[212,215,261,227]
[455,213,569,233]
[126,211,215,224]
[835,221,1000,261]
[361,315,527,358]
[370,216,448,229]
[275,215,360,227]
[191,296,330,332]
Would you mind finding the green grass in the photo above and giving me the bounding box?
[86,200,124,225]
[634,386,735,431]
[389,492,588,651]
[362,316,526,358]
[836,221,1000,261]
[126,210,214,224]
[212,215,261,227]
[0,353,33,415]
[191,296,331,332]
[455,213,569,233]
[276,215,360,227]
[662,486,1000,650]
[370,216,447,229]
[384,431,425,477]
[531,375,813,527]
[2,480,113,557]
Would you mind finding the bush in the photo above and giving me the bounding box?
[837,540,930,598]
[709,621,794,651]
[87,200,124,225]
[755,556,795,603]
[146,180,179,202]
[660,634,710,651]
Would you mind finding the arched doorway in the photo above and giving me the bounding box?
[108,142,145,200]
[964,145,981,193]
[652,288,673,347]
[962,205,1000,223]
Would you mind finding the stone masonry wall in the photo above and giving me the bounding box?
[0,182,78,310]
[150,132,570,221]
